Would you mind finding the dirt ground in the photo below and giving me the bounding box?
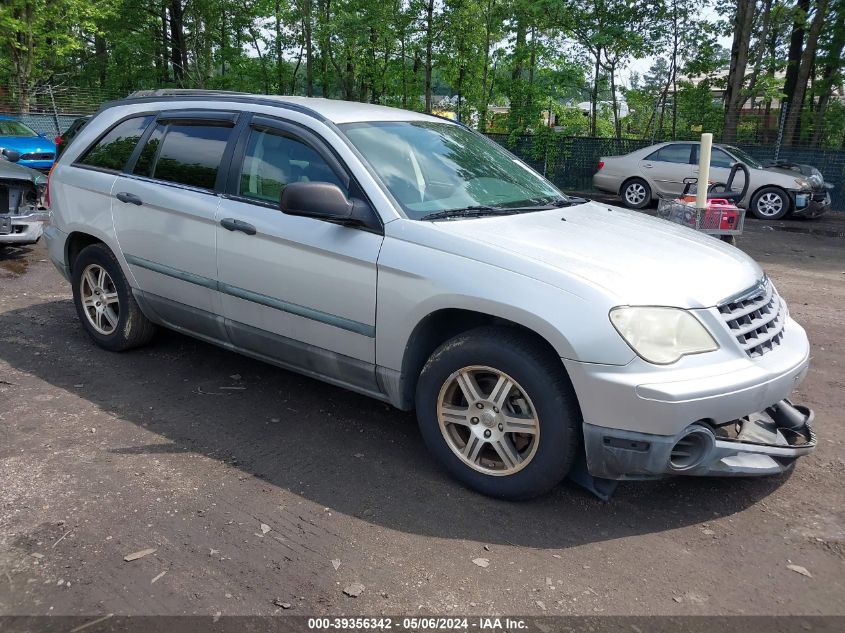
[0,212,843,619]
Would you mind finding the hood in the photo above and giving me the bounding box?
[766,166,807,179]
[426,201,763,308]
[763,166,827,190]
[0,135,56,155]
[0,158,46,185]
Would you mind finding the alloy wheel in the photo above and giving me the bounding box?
[756,192,784,217]
[79,263,120,335]
[625,182,647,205]
[437,366,540,476]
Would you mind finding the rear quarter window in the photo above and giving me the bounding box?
[77,116,153,171]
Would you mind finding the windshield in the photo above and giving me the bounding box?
[339,121,564,219]
[724,146,762,169]
[0,120,38,137]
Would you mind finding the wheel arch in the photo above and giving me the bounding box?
[65,231,106,275]
[394,308,573,411]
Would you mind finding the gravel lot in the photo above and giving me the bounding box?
[0,213,843,618]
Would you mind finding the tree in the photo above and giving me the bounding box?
[810,0,845,145]
[420,0,440,112]
[0,0,105,109]
[722,0,756,143]
[782,0,830,144]
[565,0,661,137]
[783,0,810,101]
[1,0,840,153]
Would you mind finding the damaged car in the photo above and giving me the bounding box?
[0,151,49,246]
[594,141,832,220]
[45,91,815,499]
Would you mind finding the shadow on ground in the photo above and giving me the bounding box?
[0,299,791,549]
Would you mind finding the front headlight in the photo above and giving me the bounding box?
[794,178,810,190]
[609,307,719,365]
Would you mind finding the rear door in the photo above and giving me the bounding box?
[62,115,154,256]
[215,114,383,392]
[639,143,695,196]
[112,110,238,340]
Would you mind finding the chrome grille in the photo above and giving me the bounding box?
[718,279,786,358]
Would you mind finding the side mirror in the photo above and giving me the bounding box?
[1,148,21,163]
[280,181,355,222]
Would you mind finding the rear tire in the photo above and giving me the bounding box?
[71,243,156,351]
[620,178,651,209]
[415,327,581,500]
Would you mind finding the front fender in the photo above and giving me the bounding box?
[374,236,635,372]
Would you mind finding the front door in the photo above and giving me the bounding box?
[215,115,383,393]
[700,147,747,195]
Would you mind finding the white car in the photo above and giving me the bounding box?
[44,91,815,499]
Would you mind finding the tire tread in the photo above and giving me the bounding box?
[72,243,156,351]
[416,326,581,500]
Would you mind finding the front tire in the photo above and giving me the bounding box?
[750,186,791,220]
[620,178,652,209]
[415,327,581,500]
[71,243,156,351]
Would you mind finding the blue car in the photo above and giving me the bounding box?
[0,116,56,171]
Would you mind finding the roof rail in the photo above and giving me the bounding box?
[125,89,253,99]
[102,90,329,124]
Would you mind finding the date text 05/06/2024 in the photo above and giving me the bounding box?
[307,616,529,631]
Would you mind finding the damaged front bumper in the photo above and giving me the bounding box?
[0,211,49,245]
[791,189,831,218]
[583,399,816,479]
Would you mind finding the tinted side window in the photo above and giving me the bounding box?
[78,116,153,171]
[238,128,345,203]
[153,124,232,189]
[654,144,692,164]
[710,148,734,168]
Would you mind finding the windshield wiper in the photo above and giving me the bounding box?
[420,197,586,220]
[420,205,513,221]
[503,198,583,212]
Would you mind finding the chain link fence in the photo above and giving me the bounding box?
[0,83,120,137]
[488,134,844,213]
[2,84,840,211]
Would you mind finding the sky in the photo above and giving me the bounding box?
[621,5,733,87]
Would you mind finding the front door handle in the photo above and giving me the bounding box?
[220,217,257,235]
[116,192,143,205]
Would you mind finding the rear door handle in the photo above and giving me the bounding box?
[116,192,143,205]
[220,217,257,235]
[642,163,653,169]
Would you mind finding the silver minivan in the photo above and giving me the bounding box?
[45,91,815,499]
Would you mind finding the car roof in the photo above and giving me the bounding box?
[260,96,441,124]
[652,140,735,149]
[116,90,444,125]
